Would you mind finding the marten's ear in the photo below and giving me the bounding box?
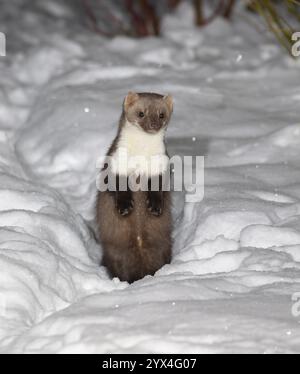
[124,92,139,111]
[163,94,173,113]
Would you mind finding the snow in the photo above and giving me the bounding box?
[0,0,300,353]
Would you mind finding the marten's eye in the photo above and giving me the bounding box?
[138,112,145,118]
[159,113,165,119]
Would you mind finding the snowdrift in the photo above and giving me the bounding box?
[0,0,300,353]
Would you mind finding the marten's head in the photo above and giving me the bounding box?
[123,92,173,134]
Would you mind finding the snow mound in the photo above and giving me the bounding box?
[241,225,300,249]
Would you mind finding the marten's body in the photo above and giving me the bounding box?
[96,92,173,283]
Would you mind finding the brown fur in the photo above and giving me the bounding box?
[96,92,173,283]
[97,190,172,283]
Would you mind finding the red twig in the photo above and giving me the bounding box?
[82,0,111,36]
[223,0,236,19]
[168,0,182,9]
[82,0,127,37]
[194,0,203,26]
[99,0,128,32]
[125,0,149,37]
[139,0,160,36]
[195,0,226,26]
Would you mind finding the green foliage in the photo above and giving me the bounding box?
[249,0,300,56]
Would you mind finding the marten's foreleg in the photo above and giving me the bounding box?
[147,174,164,216]
[114,174,133,216]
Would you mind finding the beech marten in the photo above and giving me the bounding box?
[96,92,173,283]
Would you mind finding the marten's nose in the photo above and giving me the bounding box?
[150,123,160,130]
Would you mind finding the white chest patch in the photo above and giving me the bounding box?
[112,121,169,177]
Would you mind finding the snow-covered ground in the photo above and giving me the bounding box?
[1,0,300,353]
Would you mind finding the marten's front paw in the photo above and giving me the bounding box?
[147,196,163,216]
[117,199,134,216]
